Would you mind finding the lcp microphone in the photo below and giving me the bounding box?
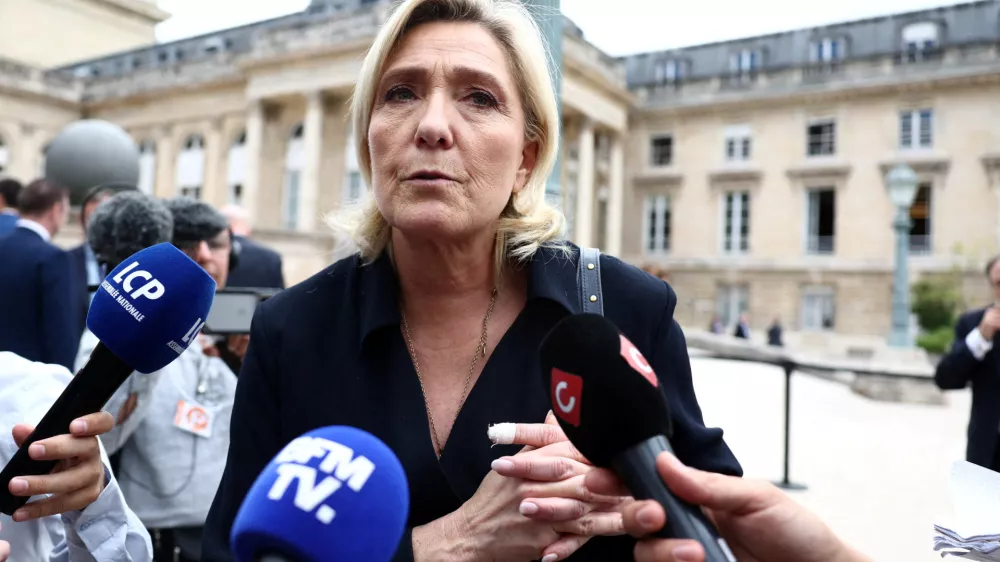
[539,314,737,562]
[0,242,216,515]
[230,426,410,562]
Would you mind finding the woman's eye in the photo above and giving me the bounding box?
[469,91,498,108]
[385,86,416,102]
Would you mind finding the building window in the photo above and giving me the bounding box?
[0,136,8,173]
[901,22,939,61]
[654,59,686,84]
[724,124,752,162]
[909,182,932,254]
[809,38,844,62]
[801,285,835,331]
[227,131,247,206]
[176,134,205,199]
[900,109,933,149]
[137,140,157,195]
[283,124,305,230]
[39,143,50,177]
[716,284,749,329]
[807,120,836,156]
[806,188,836,255]
[650,135,673,167]
[729,49,759,74]
[643,194,671,253]
[722,191,750,254]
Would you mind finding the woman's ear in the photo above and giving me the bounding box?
[513,140,540,195]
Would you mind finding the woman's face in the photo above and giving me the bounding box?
[368,21,538,241]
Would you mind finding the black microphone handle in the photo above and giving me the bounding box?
[612,435,737,562]
[0,342,134,515]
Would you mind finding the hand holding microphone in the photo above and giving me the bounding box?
[0,242,216,516]
[6,411,114,522]
[538,314,737,562]
[586,451,871,562]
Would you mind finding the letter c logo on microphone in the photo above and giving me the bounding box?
[550,369,583,427]
[619,334,658,387]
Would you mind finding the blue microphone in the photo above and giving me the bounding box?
[0,242,215,515]
[230,426,410,562]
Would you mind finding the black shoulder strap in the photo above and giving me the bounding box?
[578,246,604,316]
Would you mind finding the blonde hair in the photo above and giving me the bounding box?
[328,0,567,271]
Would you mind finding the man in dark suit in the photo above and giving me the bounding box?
[0,178,23,237]
[936,254,1000,471]
[66,187,114,337]
[220,205,285,290]
[0,179,78,370]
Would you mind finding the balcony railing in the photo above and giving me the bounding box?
[721,71,759,90]
[892,46,945,66]
[802,61,844,82]
[806,235,835,255]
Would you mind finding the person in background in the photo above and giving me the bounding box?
[0,351,153,561]
[66,187,115,338]
[709,315,724,335]
[75,191,175,479]
[733,312,751,340]
[767,316,783,347]
[935,254,1000,472]
[78,198,242,562]
[219,204,285,290]
[0,178,22,237]
[0,179,78,370]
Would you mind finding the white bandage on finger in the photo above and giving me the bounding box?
[487,423,516,445]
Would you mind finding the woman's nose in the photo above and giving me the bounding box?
[414,92,454,149]
[193,241,212,264]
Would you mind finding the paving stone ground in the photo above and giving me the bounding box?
[688,354,972,562]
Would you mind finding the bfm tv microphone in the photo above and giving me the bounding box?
[539,314,737,562]
[0,242,215,515]
[230,426,410,562]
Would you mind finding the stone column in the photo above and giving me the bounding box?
[300,91,325,231]
[153,126,175,198]
[243,100,265,224]
[202,119,225,206]
[8,124,38,183]
[605,132,624,256]
[573,119,595,247]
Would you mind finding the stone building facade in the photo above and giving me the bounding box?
[2,0,1000,347]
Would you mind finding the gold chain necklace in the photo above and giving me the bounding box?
[400,287,498,457]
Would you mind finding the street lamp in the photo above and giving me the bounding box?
[885,163,919,347]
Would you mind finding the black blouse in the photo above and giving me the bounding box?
[201,244,742,561]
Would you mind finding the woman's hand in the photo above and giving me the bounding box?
[412,413,627,562]
[585,451,870,562]
[7,411,115,522]
[491,440,631,560]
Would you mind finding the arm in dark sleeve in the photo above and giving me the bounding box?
[40,250,80,371]
[649,283,742,477]
[935,317,980,390]
[201,304,284,561]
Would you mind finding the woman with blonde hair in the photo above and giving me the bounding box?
[202,0,740,560]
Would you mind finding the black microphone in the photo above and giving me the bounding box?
[539,313,737,562]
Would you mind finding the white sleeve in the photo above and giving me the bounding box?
[965,328,994,361]
[49,449,153,562]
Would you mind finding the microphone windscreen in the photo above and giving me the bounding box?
[539,313,673,468]
[44,119,140,203]
[88,242,216,373]
[87,192,174,271]
[230,426,410,562]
